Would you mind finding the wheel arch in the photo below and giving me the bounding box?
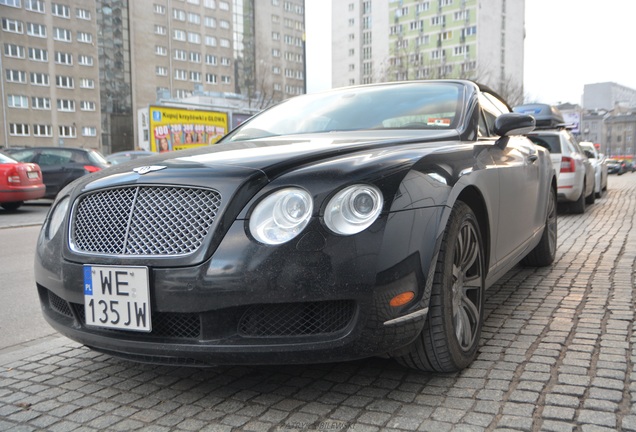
[455,186,490,275]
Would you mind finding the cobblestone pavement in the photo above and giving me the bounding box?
[1,175,635,432]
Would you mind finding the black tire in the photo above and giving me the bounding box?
[521,187,557,267]
[1,201,23,212]
[585,181,595,205]
[394,201,484,372]
[570,187,586,214]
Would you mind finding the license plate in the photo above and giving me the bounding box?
[83,265,151,332]
[27,171,39,179]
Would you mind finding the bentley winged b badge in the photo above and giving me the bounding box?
[133,165,167,175]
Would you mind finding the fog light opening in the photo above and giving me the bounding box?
[389,291,415,307]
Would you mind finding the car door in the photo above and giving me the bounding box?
[479,94,543,265]
[33,149,77,197]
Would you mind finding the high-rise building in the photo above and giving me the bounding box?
[0,0,306,152]
[583,82,636,111]
[331,0,525,104]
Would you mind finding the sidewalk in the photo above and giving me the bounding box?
[1,175,635,432]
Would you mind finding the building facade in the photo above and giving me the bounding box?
[331,0,525,104]
[1,0,102,149]
[1,0,306,152]
[583,82,636,111]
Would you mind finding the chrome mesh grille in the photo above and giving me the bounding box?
[71,186,221,256]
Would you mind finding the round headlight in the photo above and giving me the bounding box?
[324,184,383,235]
[46,196,70,240]
[249,188,313,245]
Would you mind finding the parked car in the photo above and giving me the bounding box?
[515,104,595,213]
[623,160,636,173]
[106,150,155,165]
[579,142,608,198]
[5,147,110,199]
[606,158,623,175]
[0,152,46,211]
[35,80,557,372]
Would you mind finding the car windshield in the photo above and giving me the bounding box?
[224,82,463,141]
[88,150,109,166]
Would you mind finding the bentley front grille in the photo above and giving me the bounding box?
[71,186,221,256]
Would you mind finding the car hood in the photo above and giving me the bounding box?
[80,129,460,192]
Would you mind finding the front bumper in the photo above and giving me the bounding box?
[35,209,441,366]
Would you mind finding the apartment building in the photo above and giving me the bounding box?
[331,0,525,103]
[1,0,101,149]
[1,0,306,152]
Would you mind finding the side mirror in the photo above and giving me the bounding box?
[493,113,536,137]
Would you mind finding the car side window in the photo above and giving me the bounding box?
[8,150,36,162]
[478,93,506,138]
[37,150,74,166]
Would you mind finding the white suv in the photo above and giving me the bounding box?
[514,104,595,214]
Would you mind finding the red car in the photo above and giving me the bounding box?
[0,151,46,211]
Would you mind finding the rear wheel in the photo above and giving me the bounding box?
[393,201,484,372]
[1,201,23,212]
[570,186,586,214]
[522,187,557,267]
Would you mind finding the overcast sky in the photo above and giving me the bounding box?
[305,0,636,105]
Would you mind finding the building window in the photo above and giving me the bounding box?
[25,0,45,13]
[220,20,230,29]
[205,36,217,46]
[174,29,186,41]
[28,47,48,61]
[156,66,168,76]
[78,55,93,66]
[76,8,91,20]
[59,125,76,138]
[80,78,95,88]
[188,32,201,43]
[53,27,72,42]
[156,45,167,56]
[189,51,201,63]
[4,43,25,58]
[1,0,21,7]
[56,75,74,88]
[173,9,186,21]
[205,73,217,83]
[154,4,165,14]
[55,51,73,65]
[2,18,23,33]
[77,31,93,43]
[82,127,97,137]
[204,16,216,28]
[30,72,49,86]
[26,22,46,37]
[221,75,231,84]
[155,25,167,35]
[175,89,191,98]
[272,48,280,57]
[80,100,96,111]
[174,69,187,80]
[190,71,201,82]
[219,1,229,11]
[220,38,230,48]
[56,99,75,111]
[33,124,52,137]
[204,0,216,8]
[51,3,70,18]
[7,95,28,108]
[10,123,30,136]
[188,13,201,24]
[6,70,27,83]
[220,57,231,66]
[205,54,217,65]
[174,49,187,60]
[32,96,51,109]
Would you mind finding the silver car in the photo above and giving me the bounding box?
[515,104,595,214]
[579,141,608,198]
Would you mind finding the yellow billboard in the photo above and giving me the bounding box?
[149,106,228,152]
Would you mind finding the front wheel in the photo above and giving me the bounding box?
[393,201,484,372]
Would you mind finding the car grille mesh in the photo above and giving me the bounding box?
[71,186,221,256]
[238,301,355,337]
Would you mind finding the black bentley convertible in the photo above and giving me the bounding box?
[35,80,557,372]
